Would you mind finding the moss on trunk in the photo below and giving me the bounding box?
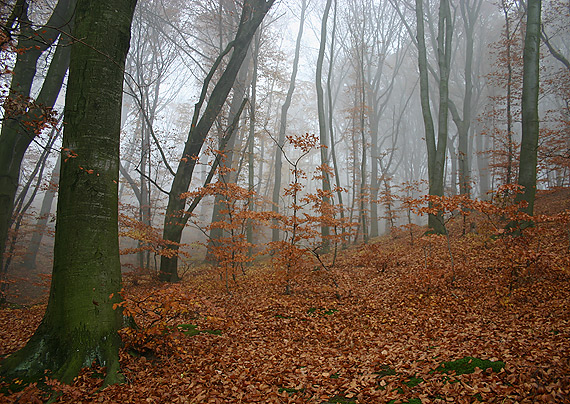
[1,0,137,387]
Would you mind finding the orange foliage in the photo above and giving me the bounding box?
[2,184,570,402]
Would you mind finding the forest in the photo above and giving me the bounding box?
[0,0,569,402]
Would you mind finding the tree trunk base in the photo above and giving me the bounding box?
[0,321,123,387]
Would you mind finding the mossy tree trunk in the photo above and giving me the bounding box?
[515,0,541,220]
[415,0,452,235]
[0,0,137,386]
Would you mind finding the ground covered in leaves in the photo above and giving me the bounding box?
[1,191,570,403]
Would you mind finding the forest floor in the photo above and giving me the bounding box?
[1,188,570,403]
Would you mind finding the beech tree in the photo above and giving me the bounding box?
[272,0,307,243]
[0,0,137,385]
[493,0,525,186]
[159,0,275,282]
[448,0,484,197]
[362,0,407,237]
[315,0,334,250]
[515,0,542,218]
[415,0,453,234]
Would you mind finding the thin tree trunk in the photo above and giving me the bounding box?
[159,0,274,282]
[316,0,333,251]
[415,0,452,234]
[326,0,345,238]
[247,31,260,261]
[447,0,482,197]
[22,156,61,270]
[502,1,515,185]
[0,0,74,272]
[206,58,251,263]
[272,0,307,243]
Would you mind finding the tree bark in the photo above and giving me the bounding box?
[272,0,306,243]
[0,0,136,386]
[415,0,452,234]
[515,0,541,219]
[159,0,274,282]
[315,0,333,251]
[501,0,516,185]
[326,0,346,240]
[448,0,483,197]
[247,31,260,260]
[206,61,250,263]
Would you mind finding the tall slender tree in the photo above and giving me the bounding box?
[415,0,453,234]
[272,0,307,243]
[159,0,274,282]
[448,0,484,197]
[315,0,334,251]
[247,30,261,258]
[515,0,542,219]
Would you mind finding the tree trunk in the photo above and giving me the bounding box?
[159,0,274,282]
[315,0,333,251]
[0,0,136,386]
[448,0,482,197]
[247,31,260,260]
[415,0,452,234]
[326,0,346,241]
[0,0,74,272]
[206,59,250,263]
[515,0,541,219]
[272,0,307,243]
[476,125,491,200]
[502,0,515,185]
[22,157,60,270]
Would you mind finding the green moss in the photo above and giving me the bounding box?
[278,387,305,395]
[307,307,338,316]
[387,398,421,404]
[177,324,221,336]
[375,364,397,377]
[404,376,423,387]
[433,356,505,376]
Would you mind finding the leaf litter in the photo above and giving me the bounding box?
[1,191,570,403]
